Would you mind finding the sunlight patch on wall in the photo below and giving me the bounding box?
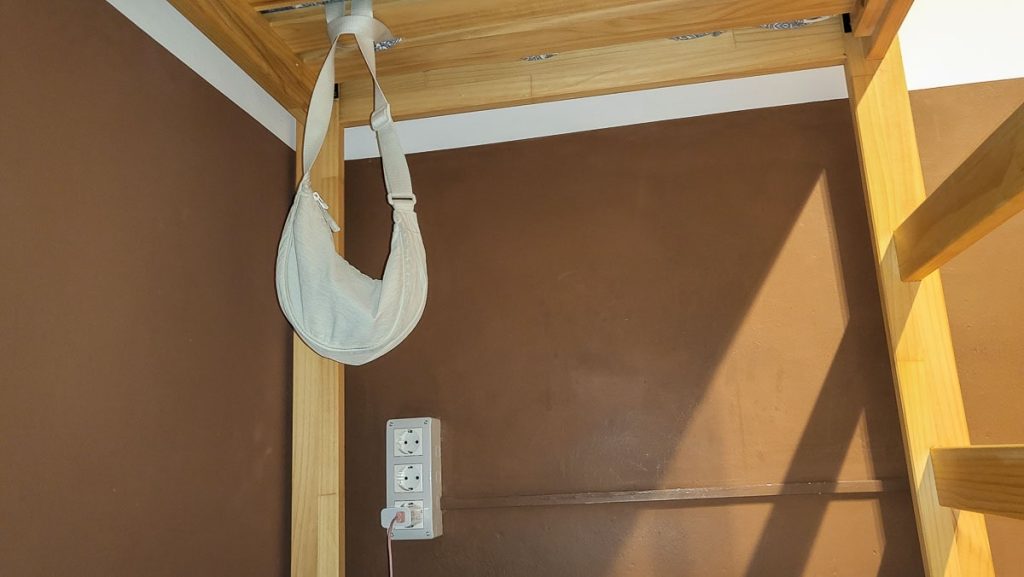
[662,173,852,486]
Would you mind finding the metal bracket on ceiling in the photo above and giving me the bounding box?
[259,0,343,15]
[760,15,834,30]
[262,1,401,51]
[521,53,558,62]
[670,31,724,41]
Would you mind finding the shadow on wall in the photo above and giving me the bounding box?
[740,173,915,576]
[344,100,923,577]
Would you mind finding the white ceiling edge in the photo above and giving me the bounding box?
[105,0,296,148]
[900,0,1024,91]
[108,0,1022,159]
[344,67,850,160]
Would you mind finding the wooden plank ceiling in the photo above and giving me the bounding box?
[260,0,854,78]
[175,0,933,126]
[179,0,855,123]
[336,19,847,125]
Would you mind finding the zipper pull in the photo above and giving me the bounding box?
[312,191,341,233]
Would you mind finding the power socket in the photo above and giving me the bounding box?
[386,417,442,540]
[394,464,423,493]
[394,428,423,456]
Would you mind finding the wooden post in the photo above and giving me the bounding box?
[843,35,994,577]
[933,445,1024,521]
[291,101,344,577]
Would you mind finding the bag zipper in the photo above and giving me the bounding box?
[312,192,342,233]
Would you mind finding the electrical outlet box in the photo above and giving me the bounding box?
[386,418,441,540]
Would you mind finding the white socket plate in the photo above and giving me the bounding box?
[386,417,442,539]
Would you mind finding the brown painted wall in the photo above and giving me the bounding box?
[909,78,1024,577]
[0,2,293,576]
[3,4,1015,572]
[345,100,925,576]
[347,80,1024,576]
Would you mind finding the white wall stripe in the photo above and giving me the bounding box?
[106,0,296,148]
[344,67,850,160]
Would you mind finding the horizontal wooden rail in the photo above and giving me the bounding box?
[933,445,1024,521]
[259,0,854,79]
[894,103,1024,281]
[339,19,846,126]
[444,479,903,510]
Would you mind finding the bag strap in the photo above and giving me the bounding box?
[301,0,415,210]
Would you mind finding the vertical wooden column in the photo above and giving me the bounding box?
[843,36,993,577]
[291,100,344,577]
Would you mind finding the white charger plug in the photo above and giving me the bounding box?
[380,507,406,529]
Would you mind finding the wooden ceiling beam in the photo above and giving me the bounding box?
[261,0,854,81]
[167,0,316,113]
[337,19,847,127]
[851,0,888,37]
[894,103,1024,281]
[863,0,914,60]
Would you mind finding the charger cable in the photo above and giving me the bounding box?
[382,508,405,577]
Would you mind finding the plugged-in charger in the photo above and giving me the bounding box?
[380,507,406,529]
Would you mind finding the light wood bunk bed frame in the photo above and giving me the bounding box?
[168,2,1024,575]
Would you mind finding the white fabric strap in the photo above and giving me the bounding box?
[301,0,414,210]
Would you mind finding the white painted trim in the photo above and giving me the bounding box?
[106,0,296,148]
[344,67,850,160]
